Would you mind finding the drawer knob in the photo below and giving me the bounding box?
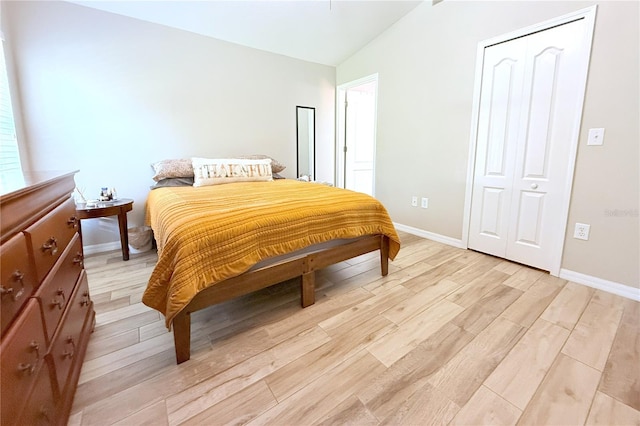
[73,252,84,268]
[63,336,76,359]
[80,291,91,307]
[67,216,79,229]
[50,288,66,310]
[41,237,58,256]
[17,341,40,375]
[1,270,25,301]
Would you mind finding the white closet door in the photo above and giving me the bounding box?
[469,18,588,271]
[468,37,527,258]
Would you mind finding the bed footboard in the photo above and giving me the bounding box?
[172,234,391,364]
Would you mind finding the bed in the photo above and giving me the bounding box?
[142,179,401,363]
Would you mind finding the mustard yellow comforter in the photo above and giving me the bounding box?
[142,180,400,327]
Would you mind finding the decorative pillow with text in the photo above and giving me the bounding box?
[192,157,273,187]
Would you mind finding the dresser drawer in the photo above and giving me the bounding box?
[1,233,37,335]
[24,198,79,284]
[48,272,92,395]
[0,299,48,426]
[35,234,84,343]
[15,364,56,426]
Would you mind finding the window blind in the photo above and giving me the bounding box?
[0,36,22,175]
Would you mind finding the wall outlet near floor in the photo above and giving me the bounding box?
[411,196,418,207]
[574,223,590,240]
[421,197,429,209]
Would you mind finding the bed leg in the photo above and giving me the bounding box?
[173,311,191,364]
[301,271,315,307]
[380,235,389,276]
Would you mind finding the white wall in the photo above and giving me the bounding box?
[3,0,335,246]
[337,0,639,289]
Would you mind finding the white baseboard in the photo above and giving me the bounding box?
[393,222,464,249]
[560,269,640,302]
[394,222,639,302]
[83,241,121,256]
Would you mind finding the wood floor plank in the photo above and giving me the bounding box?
[540,281,594,330]
[518,353,601,425]
[363,260,434,295]
[358,322,475,420]
[493,260,524,275]
[401,260,467,292]
[484,318,570,410]
[318,285,412,333]
[450,385,521,426]
[248,350,386,425]
[263,287,372,340]
[427,316,525,407]
[84,328,139,361]
[180,380,277,426]
[446,269,511,308]
[562,290,625,371]
[448,255,502,285]
[388,241,442,269]
[380,383,460,425]
[500,277,564,328]
[78,330,175,385]
[72,349,176,411]
[112,400,169,426]
[599,298,640,411]
[265,315,395,402]
[166,326,331,425]
[450,284,523,335]
[502,266,545,291]
[90,310,161,340]
[382,278,461,325]
[316,395,379,426]
[421,244,464,266]
[585,391,640,425]
[367,299,465,367]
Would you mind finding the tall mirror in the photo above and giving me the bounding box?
[296,106,315,180]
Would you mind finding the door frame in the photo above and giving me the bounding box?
[336,73,379,193]
[461,6,597,276]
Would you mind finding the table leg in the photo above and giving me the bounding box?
[117,208,130,261]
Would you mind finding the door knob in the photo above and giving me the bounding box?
[531,183,538,189]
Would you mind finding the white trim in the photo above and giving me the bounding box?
[394,222,464,249]
[462,6,598,276]
[82,241,121,256]
[560,269,640,302]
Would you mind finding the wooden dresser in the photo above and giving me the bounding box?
[0,171,95,425]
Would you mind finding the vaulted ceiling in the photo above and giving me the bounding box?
[66,0,425,66]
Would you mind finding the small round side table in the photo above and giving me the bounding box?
[75,198,134,261]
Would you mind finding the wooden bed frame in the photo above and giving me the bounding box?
[172,234,390,363]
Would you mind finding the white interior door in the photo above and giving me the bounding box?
[469,17,591,271]
[337,75,377,196]
[345,85,376,195]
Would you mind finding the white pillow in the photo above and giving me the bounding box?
[192,157,273,187]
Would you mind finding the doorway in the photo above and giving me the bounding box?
[336,74,378,196]
[464,7,597,275]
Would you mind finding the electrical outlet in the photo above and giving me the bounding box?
[411,196,418,207]
[421,197,429,209]
[574,223,590,240]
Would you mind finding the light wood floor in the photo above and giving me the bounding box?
[70,232,640,425]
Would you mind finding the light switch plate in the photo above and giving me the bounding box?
[587,128,605,146]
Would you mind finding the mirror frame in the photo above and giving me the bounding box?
[296,106,316,181]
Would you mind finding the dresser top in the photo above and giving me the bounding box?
[0,171,78,200]
[0,171,78,243]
